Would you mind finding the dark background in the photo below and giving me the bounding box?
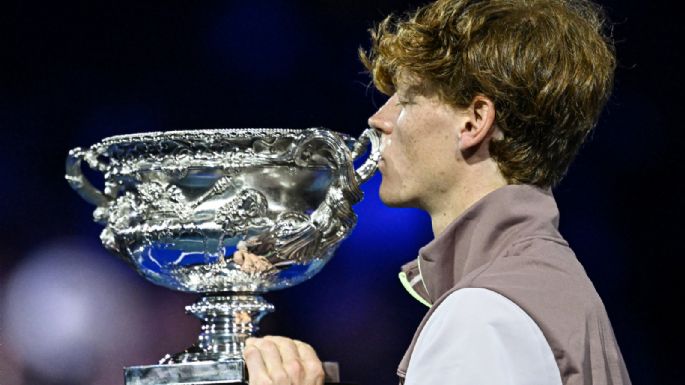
[1,1,682,384]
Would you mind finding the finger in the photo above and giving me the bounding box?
[243,343,272,385]
[255,258,271,273]
[233,250,244,264]
[243,255,254,272]
[265,336,304,383]
[294,340,325,385]
[254,338,291,384]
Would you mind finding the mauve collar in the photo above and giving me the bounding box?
[417,184,561,303]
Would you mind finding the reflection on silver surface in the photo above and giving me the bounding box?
[66,127,380,383]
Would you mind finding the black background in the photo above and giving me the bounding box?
[1,1,683,384]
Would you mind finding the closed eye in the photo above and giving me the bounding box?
[396,98,415,107]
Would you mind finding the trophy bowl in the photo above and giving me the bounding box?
[66,128,380,384]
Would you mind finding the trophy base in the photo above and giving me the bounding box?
[124,360,349,385]
[125,360,246,385]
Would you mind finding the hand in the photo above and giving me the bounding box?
[243,336,325,385]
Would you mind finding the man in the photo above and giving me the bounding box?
[243,0,631,384]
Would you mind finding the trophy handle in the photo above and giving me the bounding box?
[236,128,382,262]
[289,128,379,253]
[294,127,381,209]
[65,147,110,207]
[352,128,382,184]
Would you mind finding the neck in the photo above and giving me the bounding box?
[427,165,508,237]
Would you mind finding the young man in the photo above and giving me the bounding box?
[243,1,631,384]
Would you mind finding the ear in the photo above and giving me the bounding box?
[458,95,496,151]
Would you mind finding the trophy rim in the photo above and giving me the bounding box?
[97,127,352,146]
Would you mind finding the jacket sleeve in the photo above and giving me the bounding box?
[404,288,562,385]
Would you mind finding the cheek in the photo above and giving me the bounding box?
[395,119,441,158]
[395,112,422,152]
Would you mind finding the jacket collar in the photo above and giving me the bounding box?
[403,184,562,304]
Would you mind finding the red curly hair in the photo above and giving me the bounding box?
[360,0,616,187]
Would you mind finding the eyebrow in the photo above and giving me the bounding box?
[400,80,443,102]
[398,84,423,98]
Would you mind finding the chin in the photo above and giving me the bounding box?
[379,195,403,207]
[379,185,413,208]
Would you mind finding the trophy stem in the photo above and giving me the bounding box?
[160,294,275,364]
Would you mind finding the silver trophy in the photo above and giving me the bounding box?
[65,128,380,384]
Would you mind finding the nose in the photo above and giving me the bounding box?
[367,94,398,135]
